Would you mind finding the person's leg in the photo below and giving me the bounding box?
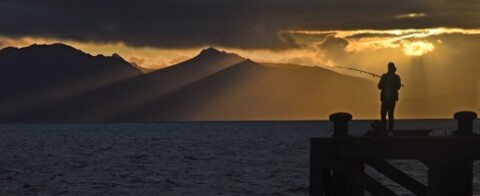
[381,101,388,131]
[387,101,396,131]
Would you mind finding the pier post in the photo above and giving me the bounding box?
[311,113,354,195]
[328,113,364,195]
[427,111,477,196]
[329,112,352,137]
[310,139,324,196]
[453,111,477,135]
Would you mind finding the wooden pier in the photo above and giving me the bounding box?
[310,111,480,196]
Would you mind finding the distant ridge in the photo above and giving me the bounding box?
[1,44,380,122]
[0,43,142,120]
[114,56,377,121]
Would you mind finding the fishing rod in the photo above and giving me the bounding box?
[333,66,405,87]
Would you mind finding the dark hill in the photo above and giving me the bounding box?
[6,47,245,122]
[0,43,141,119]
[2,45,377,122]
[114,59,377,121]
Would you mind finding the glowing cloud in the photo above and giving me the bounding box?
[401,41,435,56]
[287,28,480,56]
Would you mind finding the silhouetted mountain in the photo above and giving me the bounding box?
[0,43,141,119]
[5,46,246,122]
[115,59,377,121]
[2,45,379,122]
[131,62,156,73]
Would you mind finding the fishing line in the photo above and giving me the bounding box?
[332,66,405,87]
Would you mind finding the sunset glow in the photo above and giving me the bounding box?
[1,27,480,70]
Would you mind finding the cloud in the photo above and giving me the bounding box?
[400,40,434,56]
[319,36,348,51]
[395,13,427,19]
[128,56,145,66]
[0,0,479,49]
[288,28,480,56]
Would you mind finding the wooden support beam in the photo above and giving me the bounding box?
[366,159,427,195]
[363,174,396,196]
[312,137,480,160]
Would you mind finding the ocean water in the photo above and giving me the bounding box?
[0,120,478,195]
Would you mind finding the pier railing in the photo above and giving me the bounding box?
[310,111,479,196]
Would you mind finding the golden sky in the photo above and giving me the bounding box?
[0,1,479,119]
[2,27,480,71]
[0,28,480,69]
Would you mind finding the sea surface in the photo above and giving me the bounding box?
[0,120,479,195]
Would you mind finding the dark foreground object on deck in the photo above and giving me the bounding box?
[310,111,479,196]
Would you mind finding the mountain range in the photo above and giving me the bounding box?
[0,44,381,122]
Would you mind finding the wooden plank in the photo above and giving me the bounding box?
[366,159,427,195]
[311,137,480,160]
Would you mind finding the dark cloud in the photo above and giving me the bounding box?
[319,36,349,60]
[320,36,348,51]
[0,0,478,49]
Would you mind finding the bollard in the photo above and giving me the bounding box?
[329,112,353,137]
[453,111,477,136]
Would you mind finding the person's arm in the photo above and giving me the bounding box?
[378,75,384,89]
[396,75,401,90]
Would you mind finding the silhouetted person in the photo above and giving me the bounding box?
[378,62,401,132]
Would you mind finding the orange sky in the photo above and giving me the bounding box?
[2,27,480,71]
[1,27,480,118]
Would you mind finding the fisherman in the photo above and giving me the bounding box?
[378,62,401,133]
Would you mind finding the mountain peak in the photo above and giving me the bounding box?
[230,58,266,70]
[111,53,123,59]
[184,47,244,64]
[199,47,224,55]
[243,58,255,64]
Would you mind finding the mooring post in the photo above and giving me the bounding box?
[428,111,477,196]
[328,113,364,195]
[453,111,477,136]
[310,113,354,196]
[329,112,353,137]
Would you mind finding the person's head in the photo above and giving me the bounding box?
[388,62,396,73]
